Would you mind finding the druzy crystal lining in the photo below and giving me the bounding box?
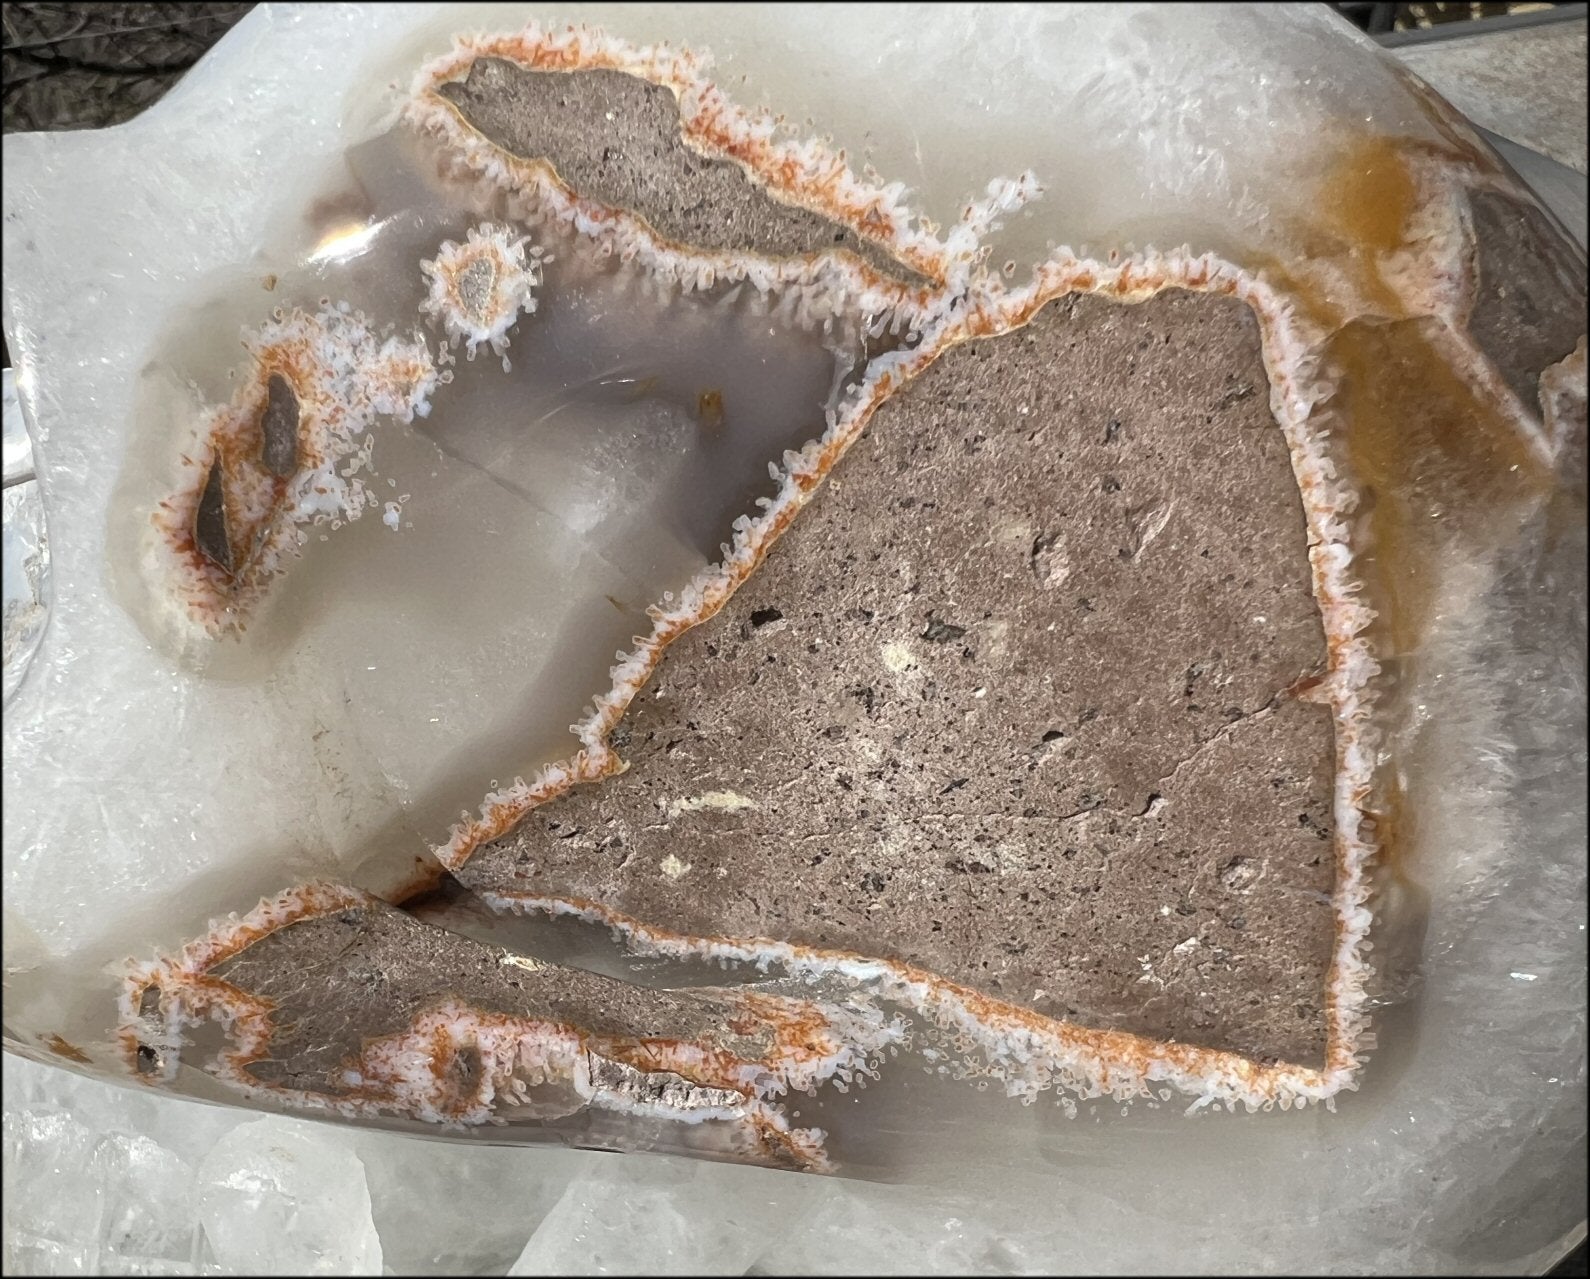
[419,223,544,369]
[403,23,1040,335]
[152,305,436,636]
[121,884,904,1172]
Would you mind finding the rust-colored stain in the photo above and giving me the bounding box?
[1322,133,1420,261]
[696,387,725,429]
[389,855,453,908]
[1363,770,1414,883]
[1254,131,1458,334]
[1329,316,1550,655]
[43,1033,91,1064]
[1286,670,1330,702]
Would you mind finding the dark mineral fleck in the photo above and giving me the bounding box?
[194,456,232,573]
[259,373,300,478]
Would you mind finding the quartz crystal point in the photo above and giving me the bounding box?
[1,4,1584,1268]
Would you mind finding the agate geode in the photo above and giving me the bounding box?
[3,8,1585,1187]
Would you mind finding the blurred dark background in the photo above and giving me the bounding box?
[1330,0,1584,37]
[2,2,252,131]
[0,3,1585,1273]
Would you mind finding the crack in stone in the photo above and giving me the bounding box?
[1149,692,1285,795]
